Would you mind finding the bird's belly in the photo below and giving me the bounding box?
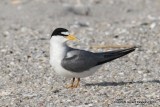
[50,59,74,78]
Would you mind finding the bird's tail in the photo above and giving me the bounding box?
[97,46,136,65]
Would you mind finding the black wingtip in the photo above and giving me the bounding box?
[97,46,137,65]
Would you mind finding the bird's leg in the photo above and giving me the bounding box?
[73,78,80,88]
[65,77,75,88]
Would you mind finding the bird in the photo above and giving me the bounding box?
[50,28,136,88]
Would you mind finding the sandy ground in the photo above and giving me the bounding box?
[0,0,160,106]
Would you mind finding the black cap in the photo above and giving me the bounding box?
[51,28,69,37]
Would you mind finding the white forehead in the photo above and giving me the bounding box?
[61,31,69,35]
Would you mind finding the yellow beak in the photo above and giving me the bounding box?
[66,35,78,41]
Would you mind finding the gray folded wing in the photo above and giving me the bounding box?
[61,47,136,73]
[61,49,99,72]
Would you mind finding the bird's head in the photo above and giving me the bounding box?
[50,28,78,43]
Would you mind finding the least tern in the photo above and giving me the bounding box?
[50,28,136,88]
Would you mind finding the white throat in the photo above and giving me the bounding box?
[50,36,67,66]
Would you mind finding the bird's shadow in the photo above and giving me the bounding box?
[85,80,160,86]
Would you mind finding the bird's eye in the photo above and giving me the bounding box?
[61,32,69,36]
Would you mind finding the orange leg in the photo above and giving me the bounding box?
[65,78,75,88]
[66,78,81,88]
[74,78,80,88]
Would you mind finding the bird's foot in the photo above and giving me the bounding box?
[65,78,80,88]
[73,84,79,88]
[65,83,80,88]
[65,84,75,88]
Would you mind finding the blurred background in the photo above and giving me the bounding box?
[0,0,160,106]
